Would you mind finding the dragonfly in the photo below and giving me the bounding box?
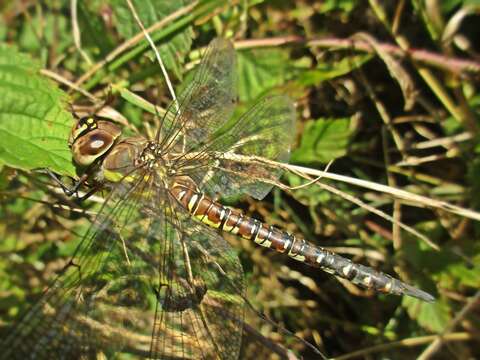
[0,38,434,360]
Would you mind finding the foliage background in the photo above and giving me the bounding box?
[1,0,480,359]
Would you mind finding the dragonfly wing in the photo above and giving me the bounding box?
[148,209,245,360]
[1,168,245,359]
[0,270,100,359]
[160,38,237,148]
[189,95,296,200]
[0,171,156,358]
[96,181,245,359]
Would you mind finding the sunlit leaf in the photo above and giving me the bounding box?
[20,14,70,53]
[437,241,480,289]
[237,47,292,102]
[0,45,75,176]
[403,297,451,333]
[77,2,115,57]
[317,0,356,13]
[297,54,372,86]
[291,117,352,163]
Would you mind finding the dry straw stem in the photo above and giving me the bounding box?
[70,0,92,65]
[298,170,438,250]
[41,68,97,101]
[353,32,417,112]
[125,0,179,112]
[332,332,476,360]
[282,163,480,222]
[40,69,133,130]
[408,132,472,151]
[395,153,451,167]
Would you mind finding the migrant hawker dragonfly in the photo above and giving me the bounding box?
[0,38,434,359]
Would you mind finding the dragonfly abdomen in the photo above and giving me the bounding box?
[170,180,434,302]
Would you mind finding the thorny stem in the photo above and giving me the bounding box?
[368,0,479,134]
[74,28,480,92]
[232,37,480,75]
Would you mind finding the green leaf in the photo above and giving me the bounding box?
[402,221,480,290]
[0,20,6,42]
[0,45,75,177]
[110,0,194,79]
[317,0,357,13]
[286,173,333,206]
[77,2,115,57]
[403,296,451,333]
[291,117,352,163]
[19,11,71,57]
[436,240,480,289]
[237,47,292,102]
[297,54,372,87]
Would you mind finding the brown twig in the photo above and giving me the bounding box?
[232,36,480,75]
[333,332,478,360]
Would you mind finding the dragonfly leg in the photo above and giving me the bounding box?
[45,169,84,196]
[45,169,99,201]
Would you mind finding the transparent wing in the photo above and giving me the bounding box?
[0,172,154,359]
[159,39,295,200]
[158,38,237,149]
[185,95,296,200]
[148,209,245,359]
[1,170,245,359]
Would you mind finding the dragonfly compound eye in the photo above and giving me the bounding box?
[68,116,98,146]
[71,120,122,167]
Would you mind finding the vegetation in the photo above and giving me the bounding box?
[0,0,479,359]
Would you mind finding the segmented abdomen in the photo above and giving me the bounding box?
[170,180,434,302]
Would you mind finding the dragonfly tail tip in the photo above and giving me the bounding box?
[402,283,436,302]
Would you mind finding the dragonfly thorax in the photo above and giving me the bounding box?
[100,136,150,183]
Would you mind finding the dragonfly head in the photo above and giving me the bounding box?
[69,116,122,167]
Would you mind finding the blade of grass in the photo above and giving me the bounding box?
[75,0,227,91]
